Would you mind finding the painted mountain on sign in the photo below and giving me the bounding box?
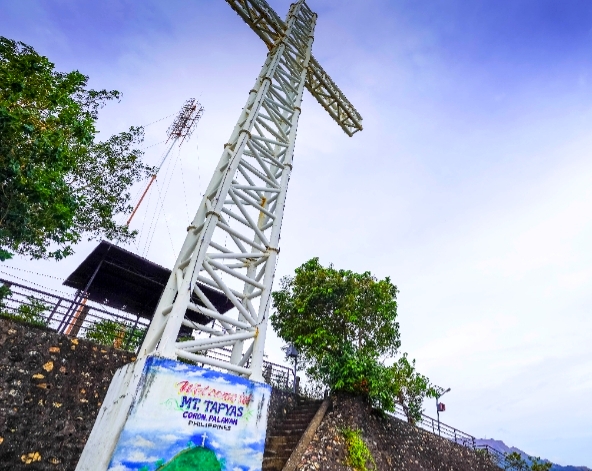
[156,445,222,471]
[476,439,591,471]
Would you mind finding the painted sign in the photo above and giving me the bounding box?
[107,356,271,471]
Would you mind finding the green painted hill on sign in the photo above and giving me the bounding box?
[157,446,222,471]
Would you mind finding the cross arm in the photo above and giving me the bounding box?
[305,55,363,136]
[225,0,284,49]
[225,0,363,136]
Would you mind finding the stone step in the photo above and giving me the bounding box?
[264,446,297,459]
[278,417,312,430]
[262,399,323,471]
[262,456,286,471]
[283,414,317,421]
[272,425,307,434]
[266,435,300,448]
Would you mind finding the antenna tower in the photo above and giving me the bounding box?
[127,99,204,226]
[167,98,204,144]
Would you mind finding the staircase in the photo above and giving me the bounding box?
[263,398,324,471]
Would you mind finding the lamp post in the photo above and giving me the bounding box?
[286,344,299,394]
[435,387,451,436]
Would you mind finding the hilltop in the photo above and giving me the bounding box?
[476,439,591,471]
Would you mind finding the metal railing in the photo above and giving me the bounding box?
[389,404,476,448]
[0,277,150,351]
[388,405,527,470]
[202,347,295,390]
[475,445,507,468]
[0,276,520,460]
[0,277,295,389]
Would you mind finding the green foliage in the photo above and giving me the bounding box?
[85,319,145,352]
[156,445,222,471]
[390,353,437,424]
[504,452,529,471]
[0,37,154,260]
[271,258,401,409]
[272,258,400,364]
[341,427,376,471]
[530,457,552,471]
[0,295,49,328]
[272,258,434,416]
[0,283,10,309]
[316,343,398,411]
[503,452,551,471]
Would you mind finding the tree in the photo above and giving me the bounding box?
[390,353,437,424]
[315,343,400,411]
[271,258,400,364]
[273,259,409,409]
[503,452,552,471]
[0,290,49,329]
[0,37,154,260]
[504,452,529,471]
[272,258,436,415]
[529,457,552,471]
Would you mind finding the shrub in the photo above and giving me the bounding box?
[315,344,398,411]
[0,294,49,328]
[85,319,145,351]
[342,427,376,471]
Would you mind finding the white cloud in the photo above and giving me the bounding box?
[211,376,232,385]
[184,369,207,378]
[127,450,158,463]
[210,439,221,449]
[130,435,155,449]
[160,434,180,442]
[240,436,263,447]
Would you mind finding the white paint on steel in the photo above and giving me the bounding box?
[138,0,361,382]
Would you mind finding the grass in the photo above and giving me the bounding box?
[341,427,376,471]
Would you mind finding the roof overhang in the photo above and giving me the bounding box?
[63,241,233,325]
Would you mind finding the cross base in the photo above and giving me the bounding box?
[76,356,271,471]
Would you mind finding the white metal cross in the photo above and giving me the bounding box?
[138,0,362,381]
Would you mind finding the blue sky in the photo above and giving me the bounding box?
[2,0,592,466]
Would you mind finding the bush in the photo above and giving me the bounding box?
[0,293,49,328]
[85,319,145,352]
[315,344,398,411]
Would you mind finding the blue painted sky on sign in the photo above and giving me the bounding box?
[2,0,592,466]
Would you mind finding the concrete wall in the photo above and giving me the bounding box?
[0,318,135,470]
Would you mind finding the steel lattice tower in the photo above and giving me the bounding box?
[138,0,362,381]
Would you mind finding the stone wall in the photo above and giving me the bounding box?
[0,318,135,470]
[296,394,500,471]
[0,317,303,471]
[2,317,493,471]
